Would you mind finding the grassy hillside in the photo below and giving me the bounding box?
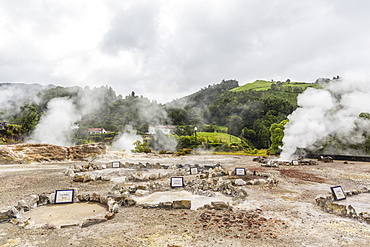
[197,132,242,144]
[230,80,321,92]
[230,80,272,92]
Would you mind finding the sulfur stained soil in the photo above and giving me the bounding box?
[1,153,370,246]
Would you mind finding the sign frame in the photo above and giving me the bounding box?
[190,167,199,175]
[170,177,184,188]
[55,189,74,204]
[330,186,346,201]
[235,168,246,176]
[292,160,299,166]
[112,161,120,168]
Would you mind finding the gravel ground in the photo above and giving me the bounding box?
[1,153,370,247]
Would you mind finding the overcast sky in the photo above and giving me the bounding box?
[1,0,369,103]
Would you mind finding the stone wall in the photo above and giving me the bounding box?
[0,189,136,228]
[315,187,370,224]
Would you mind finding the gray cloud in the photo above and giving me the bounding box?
[100,1,160,53]
[1,0,370,103]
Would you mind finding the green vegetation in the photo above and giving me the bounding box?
[230,80,273,92]
[196,132,241,144]
[6,78,362,156]
[231,79,322,93]
[131,140,151,153]
[268,119,288,155]
[0,124,22,144]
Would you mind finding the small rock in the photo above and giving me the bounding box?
[83,174,93,183]
[173,200,191,209]
[17,200,30,212]
[158,202,173,209]
[234,179,246,186]
[10,218,19,225]
[73,174,84,182]
[90,193,101,202]
[38,194,50,205]
[81,218,107,228]
[123,198,137,207]
[211,201,229,210]
[135,190,150,197]
[27,195,39,209]
[105,212,115,220]
[41,223,57,229]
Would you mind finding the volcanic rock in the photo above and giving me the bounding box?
[0,209,15,223]
[0,143,106,164]
[81,218,107,228]
[173,200,191,209]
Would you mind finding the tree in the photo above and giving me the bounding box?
[228,115,243,136]
[19,104,39,134]
[131,140,151,153]
[269,119,288,154]
[359,112,370,119]
[252,119,270,149]
[270,83,278,91]
[241,127,256,142]
[167,108,189,125]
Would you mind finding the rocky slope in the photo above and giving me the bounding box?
[0,143,106,164]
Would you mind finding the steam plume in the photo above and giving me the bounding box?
[110,125,143,153]
[28,98,81,146]
[280,79,370,160]
[150,130,178,152]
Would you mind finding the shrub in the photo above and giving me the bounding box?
[131,140,152,153]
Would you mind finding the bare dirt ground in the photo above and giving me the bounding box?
[1,153,370,247]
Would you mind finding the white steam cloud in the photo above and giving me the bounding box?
[26,86,116,146]
[110,125,143,153]
[150,130,178,152]
[0,83,52,119]
[28,98,81,146]
[280,79,370,160]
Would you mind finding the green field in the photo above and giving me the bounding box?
[230,80,321,92]
[197,132,241,144]
[230,80,273,92]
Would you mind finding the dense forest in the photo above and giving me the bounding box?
[3,78,368,155]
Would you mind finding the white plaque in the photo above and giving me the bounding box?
[190,167,199,175]
[112,161,120,168]
[235,168,246,176]
[170,177,184,187]
[331,186,346,201]
[55,190,74,204]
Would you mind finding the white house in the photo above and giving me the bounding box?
[87,128,107,134]
[148,125,176,135]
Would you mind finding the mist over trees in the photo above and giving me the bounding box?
[3,79,370,155]
[0,80,292,150]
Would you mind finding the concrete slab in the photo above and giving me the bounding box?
[132,190,233,210]
[21,202,107,228]
[334,193,370,214]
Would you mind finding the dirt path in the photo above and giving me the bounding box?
[1,153,370,246]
